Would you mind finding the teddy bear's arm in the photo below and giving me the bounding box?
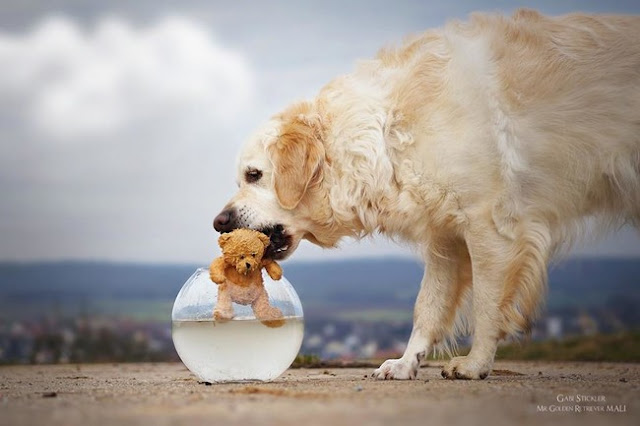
[209,257,227,284]
[263,259,283,281]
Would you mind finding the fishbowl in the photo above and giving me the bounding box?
[172,267,304,382]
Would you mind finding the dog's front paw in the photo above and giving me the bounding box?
[441,356,491,380]
[372,358,418,380]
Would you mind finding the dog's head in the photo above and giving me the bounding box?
[214,101,334,260]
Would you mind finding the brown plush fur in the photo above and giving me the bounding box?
[209,229,284,328]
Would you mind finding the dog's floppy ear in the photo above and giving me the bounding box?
[269,106,325,210]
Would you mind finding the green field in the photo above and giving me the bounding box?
[292,333,640,367]
[495,332,640,362]
[421,332,640,362]
[0,299,174,323]
[334,308,413,322]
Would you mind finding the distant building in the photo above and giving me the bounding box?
[546,316,563,339]
[577,312,598,335]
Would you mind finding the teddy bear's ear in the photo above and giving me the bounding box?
[257,232,271,248]
[218,233,232,249]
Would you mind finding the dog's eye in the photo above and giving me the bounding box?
[240,255,245,260]
[252,253,256,257]
[245,168,262,184]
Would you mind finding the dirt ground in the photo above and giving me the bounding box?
[0,361,638,426]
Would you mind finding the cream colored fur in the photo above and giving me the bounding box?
[220,10,640,380]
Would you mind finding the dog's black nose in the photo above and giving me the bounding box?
[245,262,251,269]
[213,209,237,233]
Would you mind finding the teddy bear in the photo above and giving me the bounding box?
[209,228,285,328]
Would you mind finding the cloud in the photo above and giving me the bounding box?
[0,10,637,263]
[0,15,253,140]
[0,15,258,262]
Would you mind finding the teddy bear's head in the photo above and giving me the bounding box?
[218,229,271,274]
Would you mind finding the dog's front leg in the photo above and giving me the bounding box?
[441,220,550,379]
[373,238,471,380]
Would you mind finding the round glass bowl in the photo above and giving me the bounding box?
[172,267,304,382]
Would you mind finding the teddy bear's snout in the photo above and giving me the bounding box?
[236,259,258,274]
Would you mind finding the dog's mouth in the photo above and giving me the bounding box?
[259,224,293,261]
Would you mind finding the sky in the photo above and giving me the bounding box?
[0,0,639,264]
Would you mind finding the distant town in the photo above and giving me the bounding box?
[1,258,638,364]
[0,306,631,365]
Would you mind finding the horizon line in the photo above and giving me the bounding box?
[0,253,638,267]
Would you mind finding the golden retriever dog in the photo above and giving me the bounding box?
[213,9,640,380]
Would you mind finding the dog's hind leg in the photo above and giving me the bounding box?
[441,218,551,379]
[372,236,471,380]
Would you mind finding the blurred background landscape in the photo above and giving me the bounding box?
[1,1,639,365]
[1,257,639,364]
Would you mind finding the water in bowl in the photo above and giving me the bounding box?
[172,316,304,383]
